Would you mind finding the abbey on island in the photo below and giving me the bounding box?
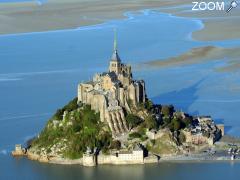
[78,36,146,137]
[12,33,224,166]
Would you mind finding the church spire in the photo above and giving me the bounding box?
[111,28,121,62]
[114,28,117,52]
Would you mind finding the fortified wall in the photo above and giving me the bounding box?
[82,145,144,166]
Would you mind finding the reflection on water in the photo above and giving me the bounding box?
[1,156,239,180]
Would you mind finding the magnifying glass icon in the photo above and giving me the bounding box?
[226,1,238,13]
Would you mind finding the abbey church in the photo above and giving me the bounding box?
[77,35,146,137]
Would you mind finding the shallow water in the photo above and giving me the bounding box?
[0,9,240,179]
[2,156,240,180]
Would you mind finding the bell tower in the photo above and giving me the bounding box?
[109,30,121,74]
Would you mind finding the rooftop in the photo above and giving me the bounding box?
[111,50,121,62]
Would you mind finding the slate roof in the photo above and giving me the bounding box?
[101,71,117,81]
[111,50,121,62]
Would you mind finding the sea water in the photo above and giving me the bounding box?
[0,9,240,179]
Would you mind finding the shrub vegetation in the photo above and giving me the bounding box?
[31,103,112,159]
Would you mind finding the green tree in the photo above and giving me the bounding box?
[63,97,78,112]
[167,122,174,132]
[173,118,181,131]
[110,140,121,150]
[161,105,175,116]
[145,115,157,130]
[55,109,64,120]
[126,114,142,129]
[53,97,79,120]
[97,131,112,149]
[145,99,153,111]
[171,118,185,132]
[182,116,193,127]
[163,116,171,125]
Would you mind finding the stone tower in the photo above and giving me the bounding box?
[109,30,121,74]
[77,31,146,137]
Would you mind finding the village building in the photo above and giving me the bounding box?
[182,116,222,145]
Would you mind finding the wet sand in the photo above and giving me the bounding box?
[158,1,240,41]
[1,0,239,72]
[0,0,191,35]
[142,46,240,72]
[181,11,240,41]
[1,0,239,42]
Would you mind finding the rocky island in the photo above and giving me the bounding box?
[12,36,226,166]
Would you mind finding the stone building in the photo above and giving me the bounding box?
[77,36,146,137]
[82,147,97,166]
[97,144,144,165]
[182,116,222,145]
[12,144,26,156]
